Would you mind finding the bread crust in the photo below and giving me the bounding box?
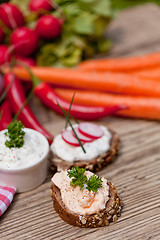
[50,129,120,172]
[50,181,122,228]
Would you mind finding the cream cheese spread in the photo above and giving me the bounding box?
[52,170,109,215]
[51,125,111,162]
[0,129,46,169]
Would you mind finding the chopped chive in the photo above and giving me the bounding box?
[57,102,86,154]
[65,92,78,128]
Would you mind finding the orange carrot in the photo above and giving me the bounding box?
[8,66,160,97]
[55,88,160,120]
[79,52,160,72]
[133,67,160,80]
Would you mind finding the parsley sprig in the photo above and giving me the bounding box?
[67,166,87,190]
[5,120,25,148]
[86,175,103,192]
[67,166,103,192]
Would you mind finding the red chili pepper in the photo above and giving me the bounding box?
[33,81,126,121]
[4,72,53,144]
[0,100,12,131]
[0,74,4,96]
[21,80,33,95]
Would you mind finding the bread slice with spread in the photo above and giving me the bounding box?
[50,122,119,172]
[50,168,122,228]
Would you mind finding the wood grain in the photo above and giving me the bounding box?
[0,4,160,240]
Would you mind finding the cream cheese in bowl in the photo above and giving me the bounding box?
[0,128,49,192]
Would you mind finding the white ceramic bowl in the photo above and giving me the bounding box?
[0,128,49,193]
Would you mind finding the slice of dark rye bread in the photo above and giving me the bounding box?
[49,129,120,172]
[50,181,122,228]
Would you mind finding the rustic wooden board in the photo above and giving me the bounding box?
[0,4,160,240]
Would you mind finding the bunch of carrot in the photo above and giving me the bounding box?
[8,51,160,120]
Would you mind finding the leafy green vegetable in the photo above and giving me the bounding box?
[67,166,87,190]
[89,0,112,17]
[72,12,97,35]
[11,0,113,67]
[86,175,103,192]
[111,0,160,10]
[67,166,103,192]
[11,0,30,12]
[5,120,25,149]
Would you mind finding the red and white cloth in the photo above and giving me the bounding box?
[0,185,16,217]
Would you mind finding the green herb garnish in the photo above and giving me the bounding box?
[67,166,103,192]
[86,175,103,192]
[5,120,25,149]
[65,92,77,129]
[67,166,87,190]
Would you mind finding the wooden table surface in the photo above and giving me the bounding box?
[0,4,160,240]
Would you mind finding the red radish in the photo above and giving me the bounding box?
[79,122,104,139]
[0,45,11,65]
[10,27,39,57]
[29,0,52,12]
[35,15,61,40]
[71,127,93,143]
[15,56,36,66]
[0,27,4,43]
[62,129,84,147]
[0,3,25,30]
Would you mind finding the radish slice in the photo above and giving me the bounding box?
[72,127,93,143]
[79,122,104,139]
[62,129,84,147]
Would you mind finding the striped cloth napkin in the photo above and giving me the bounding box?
[0,185,16,217]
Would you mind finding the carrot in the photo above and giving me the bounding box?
[79,51,160,72]
[7,66,160,97]
[54,88,160,120]
[133,67,160,80]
